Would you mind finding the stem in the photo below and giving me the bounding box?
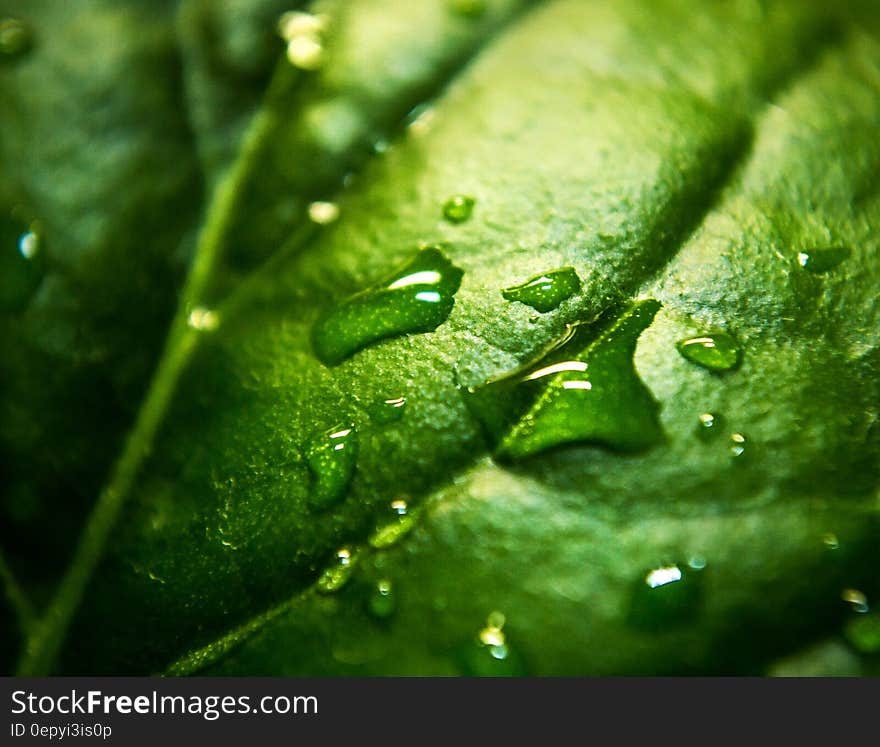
[15,64,288,677]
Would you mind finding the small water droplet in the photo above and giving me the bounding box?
[696,412,724,442]
[844,612,880,654]
[460,611,526,676]
[729,432,747,458]
[306,423,358,510]
[367,578,396,619]
[442,195,475,224]
[448,0,487,18]
[687,555,707,570]
[501,267,582,313]
[368,395,407,424]
[187,306,219,332]
[677,332,741,371]
[822,533,840,550]
[462,301,664,458]
[308,201,339,225]
[1,212,43,312]
[628,562,704,631]
[279,12,328,70]
[841,588,869,614]
[0,18,33,60]
[796,247,851,274]
[369,500,415,549]
[316,548,356,594]
[312,246,463,366]
[372,138,390,154]
[406,104,436,136]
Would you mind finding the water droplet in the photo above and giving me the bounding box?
[369,500,415,549]
[841,588,869,614]
[821,533,840,550]
[306,423,358,510]
[844,612,880,654]
[187,306,219,332]
[677,332,741,371]
[0,18,33,60]
[316,548,356,594]
[312,246,463,366]
[628,562,704,631]
[695,412,724,442]
[368,396,407,424]
[729,432,747,458]
[367,578,396,619]
[308,201,339,225]
[279,12,328,70]
[460,612,526,676]
[448,0,487,18]
[442,195,475,224]
[1,212,43,312]
[796,247,851,274]
[501,267,582,313]
[462,301,664,459]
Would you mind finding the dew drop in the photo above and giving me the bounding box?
[1,212,43,312]
[796,247,851,274]
[729,432,747,458]
[316,548,355,594]
[501,267,581,313]
[312,246,463,366]
[841,588,869,614]
[844,612,880,654]
[367,578,396,619]
[306,423,358,511]
[279,12,328,70]
[0,18,33,60]
[308,201,339,225]
[677,332,741,371]
[442,195,475,224]
[628,562,705,631]
[368,396,407,424]
[187,306,219,332]
[462,300,663,459]
[821,533,840,551]
[695,412,724,442]
[460,611,526,676]
[369,500,415,549]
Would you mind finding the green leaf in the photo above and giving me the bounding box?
[5,0,880,676]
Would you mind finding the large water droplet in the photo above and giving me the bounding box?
[0,18,33,60]
[369,499,415,549]
[368,396,407,424]
[459,611,527,676]
[312,246,463,366]
[306,423,358,510]
[442,195,475,224]
[316,548,355,594]
[1,211,43,312]
[367,579,396,619]
[677,332,741,371]
[462,300,663,459]
[797,247,851,274]
[628,562,704,631]
[501,267,581,313]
